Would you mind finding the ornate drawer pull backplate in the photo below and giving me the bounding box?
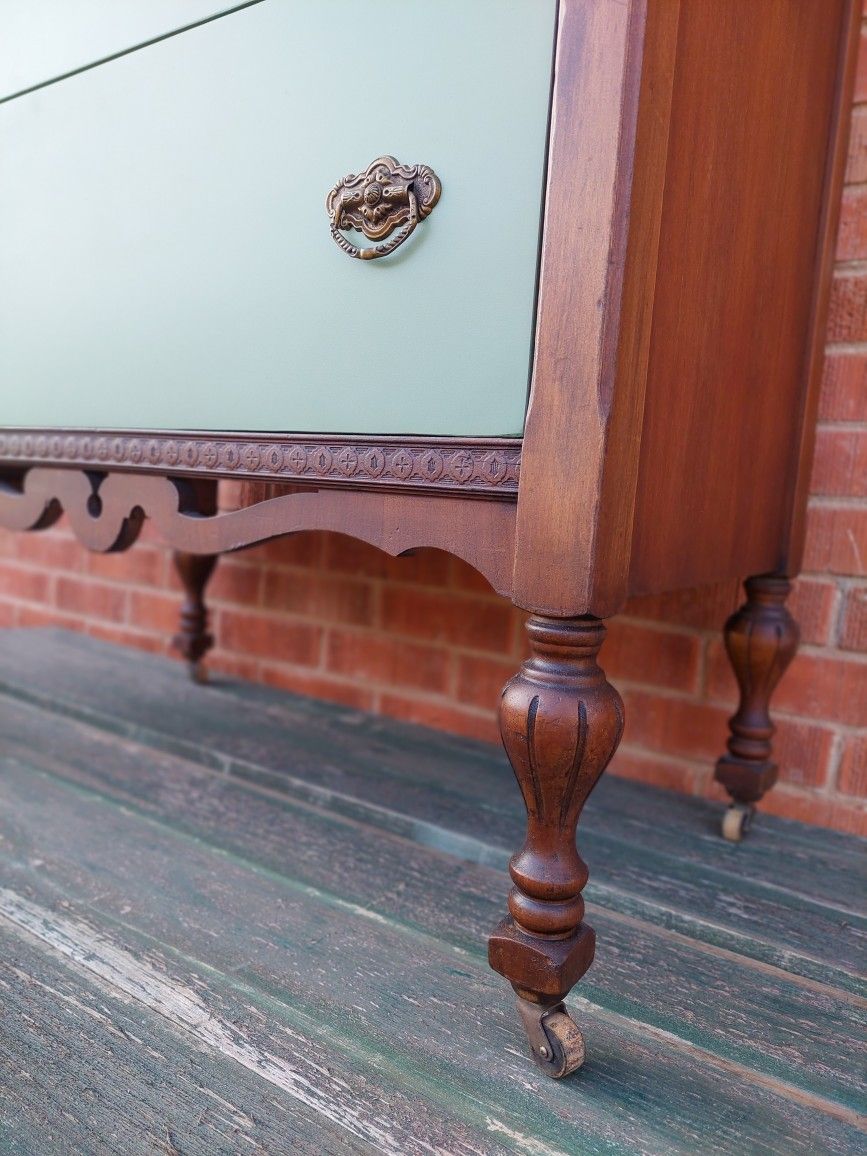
[327,156,441,261]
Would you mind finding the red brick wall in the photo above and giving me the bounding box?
[1,26,865,836]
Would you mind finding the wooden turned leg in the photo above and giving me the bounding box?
[488,616,624,1078]
[714,575,800,841]
[172,552,218,683]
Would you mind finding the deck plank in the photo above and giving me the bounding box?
[0,754,864,1154]
[0,630,862,992]
[0,628,865,1155]
[0,712,864,1113]
[0,925,392,1156]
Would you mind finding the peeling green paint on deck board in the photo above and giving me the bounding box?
[0,629,865,1154]
[0,629,862,993]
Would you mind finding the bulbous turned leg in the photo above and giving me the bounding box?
[488,616,624,1078]
[172,552,218,683]
[714,575,800,841]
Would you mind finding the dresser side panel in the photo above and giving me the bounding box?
[629,0,852,596]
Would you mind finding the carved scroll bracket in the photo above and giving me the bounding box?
[0,468,516,597]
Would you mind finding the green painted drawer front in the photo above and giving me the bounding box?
[0,0,556,437]
[0,1,250,100]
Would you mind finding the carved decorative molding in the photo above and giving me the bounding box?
[0,468,516,597]
[0,431,520,498]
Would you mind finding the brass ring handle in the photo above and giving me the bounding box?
[326,155,441,262]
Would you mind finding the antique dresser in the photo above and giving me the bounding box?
[0,0,858,1078]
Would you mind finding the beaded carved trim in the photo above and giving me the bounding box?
[0,431,521,498]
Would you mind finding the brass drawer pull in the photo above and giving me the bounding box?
[327,155,441,261]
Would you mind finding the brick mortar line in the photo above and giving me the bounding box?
[823,339,867,353]
[263,660,481,708]
[0,583,516,666]
[616,671,867,723]
[3,584,866,670]
[826,732,847,796]
[806,494,867,508]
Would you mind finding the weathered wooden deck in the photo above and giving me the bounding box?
[0,628,864,1155]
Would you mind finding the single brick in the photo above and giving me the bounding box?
[772,718,836,789]
[381,586,513,653]
[772,650,867,727]
[603,618,702,694]
[809,428,867,497]
[826,270,867,344]
[836,185,867,261]
[845,105,867,183]
[327,629,450,695]
[838,734,867,796]
[803,504,867,576]
[818,353,867,422]
[207,560,263,607]
[12,529,82,571]
[56,576,126,622]
[855,25,867,103]
[455,652,518,711]
[788,577,840,646]
[0,565,53,604]
[86,543,167,587]
[129,589,183,636]
[621,689,730,763]
[218,608,322,666]
[263,568,374,628]
[839,586,867,651]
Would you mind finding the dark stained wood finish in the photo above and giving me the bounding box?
[513,0,678,619]
[0,0,860,1083]
[1,2,855,616]
[172,551,218,678]
[0,429,522,499]
[0,468,517,596]
[629,0,858,595]
[488,617,623,1065]
[171,478,218,679]
[715,575,801,805]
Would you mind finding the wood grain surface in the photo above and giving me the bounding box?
[0,629,864,1154]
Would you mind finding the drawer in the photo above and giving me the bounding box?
[0,0,557,437]
[0,0,246,100]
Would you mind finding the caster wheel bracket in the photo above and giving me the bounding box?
[515,995,585,1079]
[722,803,755,843]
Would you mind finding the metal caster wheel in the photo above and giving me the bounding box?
[188,660,209,685]
[515,996,586,1078]
[722,803,754,843]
